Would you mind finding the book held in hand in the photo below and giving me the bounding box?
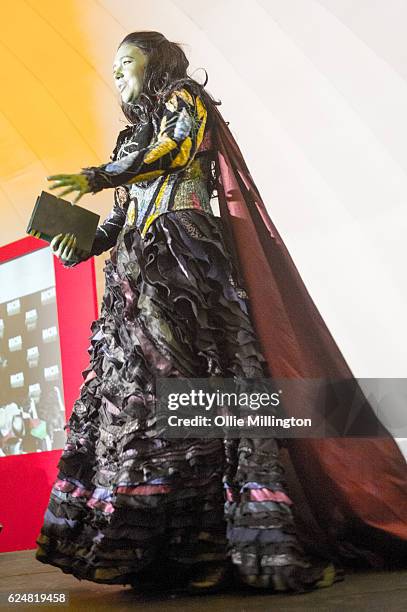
[26,191,100,253]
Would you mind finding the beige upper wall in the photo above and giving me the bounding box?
[1,0,407,380]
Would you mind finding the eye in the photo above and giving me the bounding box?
[123,60,132,65]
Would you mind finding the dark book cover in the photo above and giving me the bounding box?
[26,191,100,253]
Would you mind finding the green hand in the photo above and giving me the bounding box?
[47,173,90,204]
[50,233,87,263]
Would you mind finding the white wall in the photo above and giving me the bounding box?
[90,0,407,378]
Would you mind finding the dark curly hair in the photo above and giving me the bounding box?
[117,31,220,129]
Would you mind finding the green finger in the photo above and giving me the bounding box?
[57,187,75,198]
[64,243,75,258]
[49,181,71,190]
[50,233,64,247]
[61,243,69,257]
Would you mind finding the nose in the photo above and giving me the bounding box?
[113,67,123,80]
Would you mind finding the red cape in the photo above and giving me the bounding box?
[213,106,407,566]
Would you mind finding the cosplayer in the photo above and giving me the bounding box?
[35,31,407,594]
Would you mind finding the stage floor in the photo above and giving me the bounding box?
[0,550,406,611]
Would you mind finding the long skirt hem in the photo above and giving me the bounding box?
[36,210,341,593]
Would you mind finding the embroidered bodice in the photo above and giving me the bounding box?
[82,86,216,257]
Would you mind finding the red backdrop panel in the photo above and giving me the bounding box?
[0,236,98,552]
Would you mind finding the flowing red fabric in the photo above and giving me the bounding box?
[212,106,407,566]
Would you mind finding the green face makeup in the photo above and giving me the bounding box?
[113,43,148,104]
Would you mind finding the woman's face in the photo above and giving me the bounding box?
[113,43,147,104]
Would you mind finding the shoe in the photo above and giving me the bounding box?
[239,562,345,593]
[187,561,232,594]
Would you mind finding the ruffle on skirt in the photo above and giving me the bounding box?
[36,210,341,591]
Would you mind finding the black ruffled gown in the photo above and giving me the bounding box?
[36,85,339,592]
